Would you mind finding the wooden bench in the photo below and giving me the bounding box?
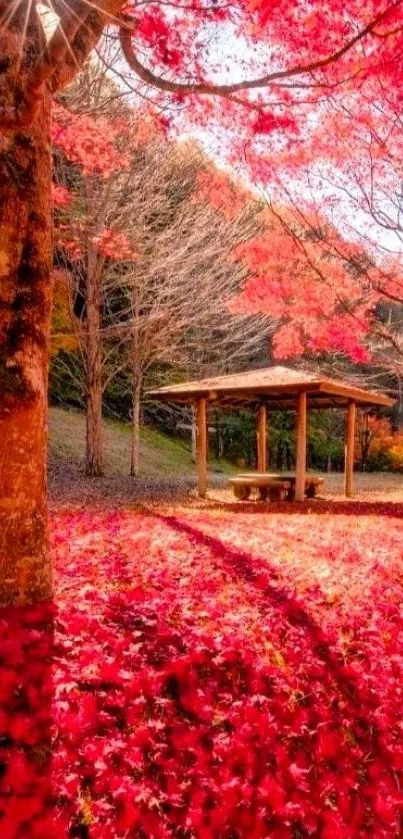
[229,475,292,502]
[230,473,324,501]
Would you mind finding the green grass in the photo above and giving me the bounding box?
[49,406,236,477]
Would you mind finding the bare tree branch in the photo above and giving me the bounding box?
[119,2,402,98]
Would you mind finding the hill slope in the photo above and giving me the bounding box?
[49,406,234,478]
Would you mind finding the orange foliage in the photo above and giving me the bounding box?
[356,415,403,471]
[388,442,403,472]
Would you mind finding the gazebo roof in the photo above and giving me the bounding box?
[147,365,394,409]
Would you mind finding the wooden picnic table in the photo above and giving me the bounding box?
[229,472,324,502]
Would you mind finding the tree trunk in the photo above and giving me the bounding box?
[191,407,197,463]
[360,428,370,471]
[130,278,142,477]
[130,374,143,477]
[218,428,224,460]
[394,377,403,430]
[361,442,370,471]
[0,32,53,604]
[85,266,103,476]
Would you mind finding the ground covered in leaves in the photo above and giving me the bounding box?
[1,504,403,838]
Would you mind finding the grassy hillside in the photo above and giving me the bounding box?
[49,406,235,477]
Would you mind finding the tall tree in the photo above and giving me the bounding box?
[53,77,137,476]
[1,0,402,604]
[54,95,269,477]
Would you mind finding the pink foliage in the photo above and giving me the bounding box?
[53,104,128,178]
[196,170,247,220]
[52,184,71,208]
[231,224,375,362]
[91,229,139,261]
[52,105,139,264]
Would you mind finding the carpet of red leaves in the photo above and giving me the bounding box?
[1,504,403,838]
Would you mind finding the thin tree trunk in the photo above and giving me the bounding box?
[85,265,103,476]
[394,377,403,430]
[130,372,143,476]
[191,407,197,463]
[218,427,224,460]
[361,443,369,471]
[0,30,53,604]
[130,278,142,477]
[214,411,224,460]
[360,416,370,472]
[86,372,103,476]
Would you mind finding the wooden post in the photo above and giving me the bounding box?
[196,397,208,498]
[295,392,307,502]
[344,400,356,498]
[257,404,267,472]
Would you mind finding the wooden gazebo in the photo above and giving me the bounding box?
[147,366,394,501]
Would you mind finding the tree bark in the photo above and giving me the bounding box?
[130,372,143,477]
[85,271,104,476]
[394,377,403,431]
[191,412,197,464]
[0,28,53,604]
[130,277,142,477]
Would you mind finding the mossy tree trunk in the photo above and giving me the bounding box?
[0,21,53,605]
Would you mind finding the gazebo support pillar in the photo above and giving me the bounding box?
[196,397,207,498]
[295,392,307,502]
[257,404,267,472]
[344,400,356,498]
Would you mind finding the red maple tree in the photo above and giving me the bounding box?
[235,62,403,370]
